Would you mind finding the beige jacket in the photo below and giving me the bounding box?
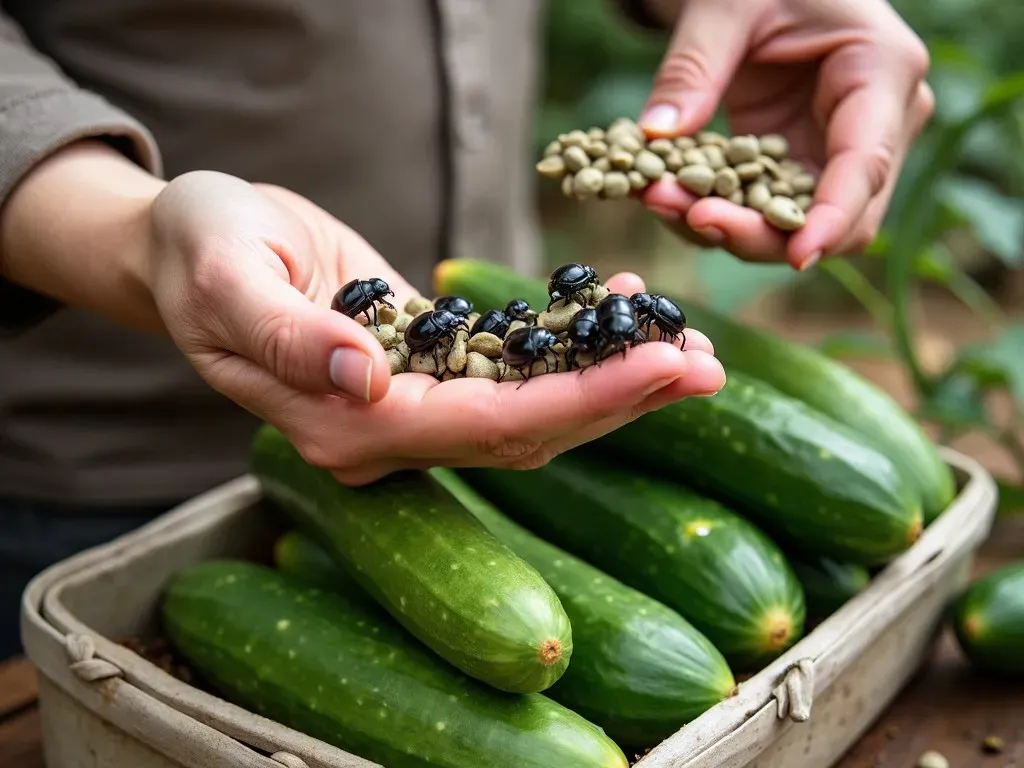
[0,0,659,505]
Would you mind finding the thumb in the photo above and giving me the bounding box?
[216,267,392,403]
[638,0,755,138]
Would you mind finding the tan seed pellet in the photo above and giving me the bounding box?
[446,332,468,373]
[701,145,727,170]
[734,161,765,182]
[779,158,803,178]
[543,140,562,157]
[608,147,635,170]
[561,174,575,197]
[536,155,567,179]
[674,136,697,150]
[916,751,948,768]
[563,145,590,173]
[758,134,789,160]
[368,323,399,350]
[393,312,414,333]
[746,182,772,211]
[677,164,716,196]
[539,300,584,334]
[589,284,610,305]
[385,348,407,375]
[465,351,500,380]
[377,305,398,325]
[759,155,784,179]
[409,351,439,376]
[727,189,745,205]
[647,138,675,157]
[763,195,806,230]
[769,180,795,197]
[682,148,707,166]
[791,173,816,195]
[794,194,813,212]
[396,341,411,359]
[981,735,1005,754]
[725,135,760,165]
[506,320,529,336]
[561,130,588,147]
[634,150,667,180]
[714,167,741,197]
[627,170,648,190]
[498,362,523,383]
[696,131,728,148]
[592,157,611,173]
[587,127,606,141]
[585,139,609,158]
[611,132,643,154]
[573,167,605,198]
[404,296,434,317]
[602,172,631,199]
[664,149,684,172]
[441,370,460,382]
[467,332,504,358]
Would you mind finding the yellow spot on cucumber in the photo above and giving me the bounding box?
[435,722,446,732]
[276,619,290,631]
[684,520,713,538]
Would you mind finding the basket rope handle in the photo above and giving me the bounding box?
[772,658,815,722]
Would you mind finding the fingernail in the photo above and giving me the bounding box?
[639,103,680,133]
[648,205,681,222]
[330,347,373,401]
[798,251,822,271]
[695,226,725,244]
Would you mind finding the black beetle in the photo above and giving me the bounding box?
[631,293,686,347]
[470,299,537,338]
[565,307,601,371]
[433,295,475,318]
[502,327,560,389]
[547,263,599,310]
[331,278,396,327]
[404,310,469,354]
[594,293,640,362]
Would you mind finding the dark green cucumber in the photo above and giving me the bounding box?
[162,561,628,768]
[439,468,735,744]
[593,372,924,565]
[458,454,806,670]
[432,257,954,522]
[953,560,1024,675]
[250,424,572,694]
[789,557,871,618]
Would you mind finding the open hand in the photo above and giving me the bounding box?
[147,171,726,485]
[638,0,934,270]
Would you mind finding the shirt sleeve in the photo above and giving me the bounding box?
[613,0,673,31]
[0,9,163,337]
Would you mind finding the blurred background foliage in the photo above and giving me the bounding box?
[532,0,1024,507]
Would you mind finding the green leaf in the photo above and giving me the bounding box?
[817,331,892,359]
[694,248,800,312]
[982,71,1024,113]
[956,324,1024,406]
[918,371,990,428]
[937,176,1024,265]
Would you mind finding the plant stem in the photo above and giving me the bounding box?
[946,265,1007,327]
[820,260,894,327]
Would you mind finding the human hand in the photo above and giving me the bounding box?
[636,0,934,270]
[146,171,726,485]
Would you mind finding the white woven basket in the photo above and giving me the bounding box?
[20,447,997,768]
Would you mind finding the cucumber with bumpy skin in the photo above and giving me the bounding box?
[162,561,628,768]
[250,424,572,694]
[458,454,807,670]
[433,257,954,522]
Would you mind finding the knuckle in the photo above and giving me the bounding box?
[505,445,559,472]
[478,432,545,463]
[900,36,931,80]
[916,83,936,124]
[653,49,716,93]
[293,435,355,472]
[862,145,895,198]
[250,312,302,381]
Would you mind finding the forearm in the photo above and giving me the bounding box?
[0,140,167,333]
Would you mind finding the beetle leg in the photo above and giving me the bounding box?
[370,303,380,328]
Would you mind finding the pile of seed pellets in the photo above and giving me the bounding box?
[535,117,816,231]
[330,265,687,387]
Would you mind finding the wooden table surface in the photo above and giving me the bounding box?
[3,527,1022,768]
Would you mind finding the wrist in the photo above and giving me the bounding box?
[0,139,167,332]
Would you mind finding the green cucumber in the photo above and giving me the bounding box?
[953,560,1024,674]
[592,372,923,565]
[250,424,572,694]
[789,557,871,618]
[432,258,953,522]
[458,454,806,670]
[162,561,628,768]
